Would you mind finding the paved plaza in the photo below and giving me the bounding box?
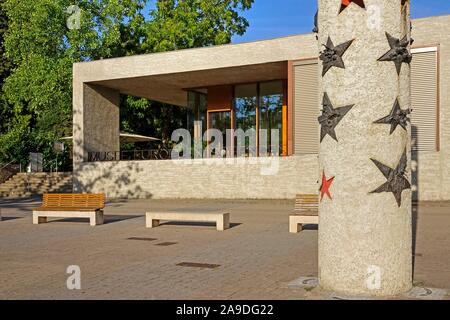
[0,197,449,299]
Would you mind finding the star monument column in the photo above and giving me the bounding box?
[317,0,413,295]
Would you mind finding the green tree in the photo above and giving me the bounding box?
[0,0,253,168]
[145,0,252,52]
[123,0,253,147]
[1,0,148,168]
[0,0,13,155]
[0,0,11,86]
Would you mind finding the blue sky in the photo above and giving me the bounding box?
[233,0,450,43]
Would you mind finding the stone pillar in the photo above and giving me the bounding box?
[72,82,120,193]
[73,83,120,164]
[317,0,412,295]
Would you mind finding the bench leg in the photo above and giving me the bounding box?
[33,215,47,225]
[216,215,230,231]
[90,211,104,226]
[289,220,303,233]
[146,218,160,228]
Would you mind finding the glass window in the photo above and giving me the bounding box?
[187,91,207,140]
[234,84,257,132]
[209,111,231,157]
[259,81,284,155]
[234,84,257,156]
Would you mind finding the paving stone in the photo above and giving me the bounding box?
[405,287,448,300]
[287,277,319,289]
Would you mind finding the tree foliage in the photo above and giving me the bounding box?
[0,0,10,85]
[0,0,253,169]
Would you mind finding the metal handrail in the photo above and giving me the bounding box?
[0,161,21,185]
[0,160,15,171]
[46,159,58,173]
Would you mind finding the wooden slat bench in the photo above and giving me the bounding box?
[33,193,105,226]
[146,212,230,231]
[289,194,319,233]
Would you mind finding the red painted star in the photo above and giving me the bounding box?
[320,171,335,201]
[340,0,365,13]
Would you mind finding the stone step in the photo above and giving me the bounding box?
[0,189,73,197]
[0,192,32,198]
[0,172,73,198]
[5,179,72,183]
[8,178,71,183]
[3,182,72,187]
[1,180,72,185]
[1,181,72,187]
[1,182,72,188]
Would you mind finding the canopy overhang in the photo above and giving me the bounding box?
[89,61,288,107]
[73,33,318,107]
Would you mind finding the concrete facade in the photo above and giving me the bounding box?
[72,14,450,201]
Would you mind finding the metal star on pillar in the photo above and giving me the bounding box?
[374,98,411,134]
[318,93,354,143]
[339,0,365,13]
[319,37,354,76]
[313,10,318,34]
[370,150,411,207]
[378,32,412,75]
[320,171,335,201]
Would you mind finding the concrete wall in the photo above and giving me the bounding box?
[74,155,319,199]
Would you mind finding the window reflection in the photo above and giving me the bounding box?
[209,111,231,157]
[260,81,283,156]
[234,84,257,156]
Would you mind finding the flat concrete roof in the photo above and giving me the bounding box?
[74,14,450,107]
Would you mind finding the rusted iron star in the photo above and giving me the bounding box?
[318,93,354,143]
[320,171,335,201]
[374,98,411,134]
[340,0,365,13]
[378,32,412,75]
[370,150,411,207]
[319,37,354,76]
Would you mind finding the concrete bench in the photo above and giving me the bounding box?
[289,194,319,233]
[32,193,105,226]
[146,212,230,231]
